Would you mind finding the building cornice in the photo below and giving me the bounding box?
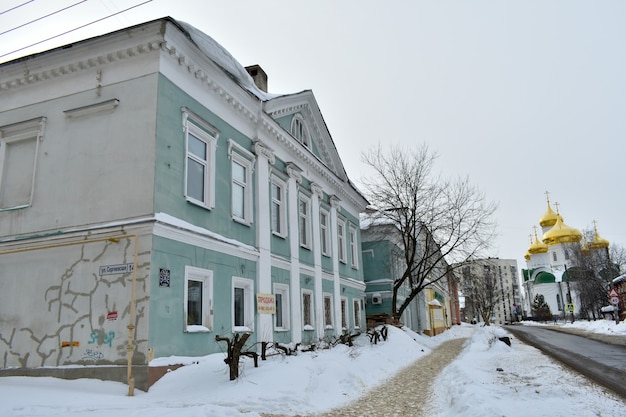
[265,102,337,175]
[260,117,365,211]
[0,40,162,92]
[0,20,367,212]
[159,39,259,125]
[340,277,366,291]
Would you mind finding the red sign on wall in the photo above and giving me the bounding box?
[106,311,118,321]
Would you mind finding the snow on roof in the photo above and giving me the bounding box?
[176,20,280,102]
[155,212,257,252]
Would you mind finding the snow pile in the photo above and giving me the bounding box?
[523,318,626,335]
[0,322,624,416]
[148,325,442,416]
[177,20,280,101]
[429,324,624,417]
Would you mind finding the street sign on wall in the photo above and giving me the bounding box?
[99,263,134,276]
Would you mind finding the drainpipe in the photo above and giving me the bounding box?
[0,233,139,395]
[126,235,139,396]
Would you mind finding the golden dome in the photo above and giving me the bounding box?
[539,200,558,228]
[524,251,531,260]
[587,221,609,250]
[528,233,549,254]
[542,214,582,245]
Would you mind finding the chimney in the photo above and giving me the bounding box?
[245,65,268,93]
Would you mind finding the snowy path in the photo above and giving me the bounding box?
[262,337,467,417]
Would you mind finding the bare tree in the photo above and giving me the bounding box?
[460,263,501,326]
[457,259,505,326]
[361,144,497,321]
[609,243,626,275]
[566,239,622,320]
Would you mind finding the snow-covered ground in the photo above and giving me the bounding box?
[1,320,624,417]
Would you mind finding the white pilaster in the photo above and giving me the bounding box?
[286,163,303,343]
[310,182,324,337]
[254,141,275,342]
[330,195,342,335]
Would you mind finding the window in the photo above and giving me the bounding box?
[299,196,311,248]
[274,283,290,330]
[340,297,348,329]
[338,220,347,263]
[552,252,557,262]
[291,114,309,148]
[0,117,46,211]
[349,225,359,268]
[232,160,246,219]
[324,294,333,328]
[183,111,218,209]
[228,140,255,225]
[233,277,254,331]
[271,177,287,237]
[320,210,330,256]
[184,266,213,332]
[302,289,314,329]
[231,152,253,224]
[353,299,361,329]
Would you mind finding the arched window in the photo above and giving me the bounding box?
[291,115,310,148]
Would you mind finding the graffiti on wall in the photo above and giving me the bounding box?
[88,331,115,348]
[81,349,105,362]
[0,237,148,369]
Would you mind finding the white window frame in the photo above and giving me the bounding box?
[349,225,359,269]
[302,289,314,330]
[184,266,213,332]
[0,117,46,211]
[270,175,287,238]
[338,219,347,264]
[323,293,334,329]
[320,209,330,257]
[183,110,218,209]
[273,283,290,331]
[340,296,348,330]
[299,195,311,249]
[353,298,362,329]
[230,151,254,225]
[291,114,310,148]
[233,277,255,332]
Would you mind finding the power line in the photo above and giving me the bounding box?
[0,0,88,37]
[0,0,34,16]
[0,0,153,59]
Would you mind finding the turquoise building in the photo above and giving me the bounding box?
[0,18,367,390]
[361,221,454,335]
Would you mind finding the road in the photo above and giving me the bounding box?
[506,325,626,399]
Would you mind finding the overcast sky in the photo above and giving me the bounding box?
[2,0,625,272]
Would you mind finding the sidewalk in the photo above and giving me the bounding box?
[516,323,626,346]
[263,337,467,417]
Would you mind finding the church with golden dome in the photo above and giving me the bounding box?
[521,193,611,319]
